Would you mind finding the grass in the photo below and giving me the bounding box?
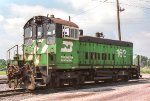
[0,71,6,75]
[140,67,150,74]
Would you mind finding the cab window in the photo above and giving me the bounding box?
[24,27,32,38]
[37,25,43,38]
[62,26,69,38]
[62,26,79,39]
[47,23,55,35]
[70,28,78,38]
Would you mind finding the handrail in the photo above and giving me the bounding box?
[7,45,18,60]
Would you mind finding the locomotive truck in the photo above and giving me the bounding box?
[7,15,140,90]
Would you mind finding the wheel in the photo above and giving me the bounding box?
[95,80,99,83]
[112,75,118,82]
[79,76,85,85]
[24,75,35,90]
[72,78,80,88]
[46,78,54,88]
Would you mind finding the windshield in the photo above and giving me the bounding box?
[24,23,56,43]
[37,25,43,38]
[47,23,55,35]
[25,27,32,38]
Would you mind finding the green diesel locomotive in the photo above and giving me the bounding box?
[7,15,140,90]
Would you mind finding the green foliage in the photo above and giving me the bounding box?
[133,55,148,67]
[141,56,148,66]
[148,59,150,67]
[0,59,6,69]
[141,67,150,74]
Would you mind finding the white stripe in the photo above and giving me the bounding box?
[34,56,39,66]
[41,45,48,53]
[28,55,33,60]
[33,46,36,54]
[33,46,40,54]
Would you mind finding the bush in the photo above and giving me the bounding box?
[140,67,150,74]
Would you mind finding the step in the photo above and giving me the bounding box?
[36,83,46,87]
[94,76,112,80]
[35,78,43,80]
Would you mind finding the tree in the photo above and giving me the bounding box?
[140,56,148,67]
[148,59,150,67]
[0,59,6,69]
[133,55,148,67]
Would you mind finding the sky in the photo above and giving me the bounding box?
[0,0,150,59]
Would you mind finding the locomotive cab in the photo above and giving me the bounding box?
[22,15,80,88]
[23,15,79,65]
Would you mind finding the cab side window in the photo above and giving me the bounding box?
[62,26,70,38]
[62,25,79,39]
[24,27,32,38]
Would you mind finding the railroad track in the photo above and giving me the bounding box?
[0,78,7,84]
[34,79,147,94]
[0,78,148,98]
[0,81,113,98]
[0,89,30,98]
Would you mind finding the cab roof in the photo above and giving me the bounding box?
[24,16,79,28]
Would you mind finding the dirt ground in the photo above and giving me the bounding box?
[22,74,150,101]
